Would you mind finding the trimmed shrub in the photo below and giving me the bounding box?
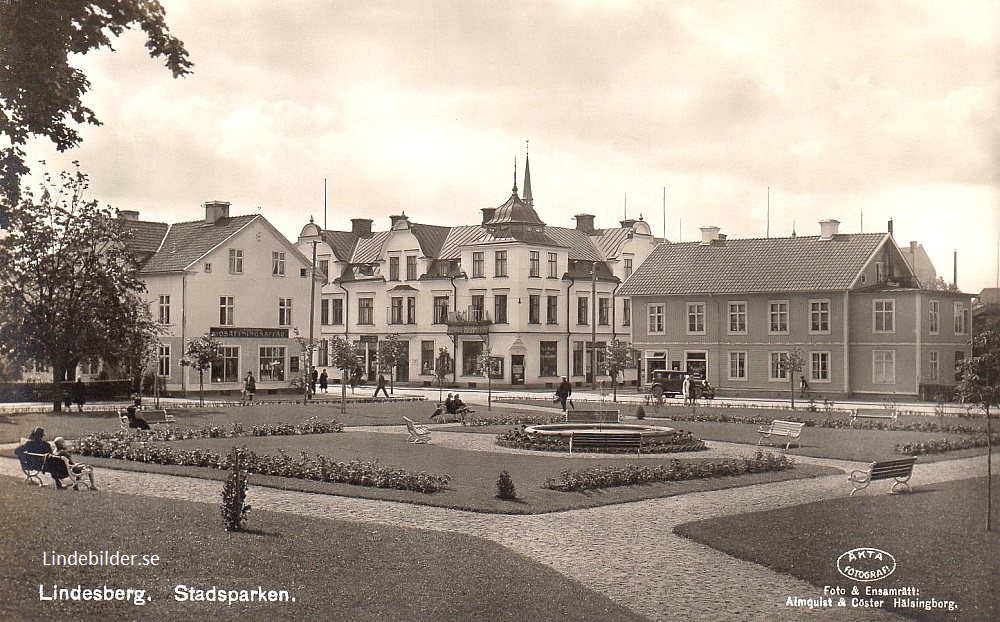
[635,406,646,420]
[496,469,517,500]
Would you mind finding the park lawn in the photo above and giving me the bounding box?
[675,475,1000,622]
[0,478,646,622]
[114,430,835,514]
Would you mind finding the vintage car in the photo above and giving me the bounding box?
[649,370,715,399]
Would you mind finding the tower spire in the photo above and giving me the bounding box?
[522,140,533,206]
[512,156,518,196]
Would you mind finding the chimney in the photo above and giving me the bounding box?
[699,225,721,245]
[818,219,840,240]
[389,214,409,227]
[118,210,139,221]
[481,207,496,225]
[204,200,230,225]
[574,214,596,234]
[887,218,894,237]
[620,218,637,229]
[351,218,374,237]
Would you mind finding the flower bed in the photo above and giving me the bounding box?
[545,450,793,492]
[894,433,1000,456]
[665,412,983,435]
[463,413,565,427]
[494,426,707,454]
[90,417,344,443]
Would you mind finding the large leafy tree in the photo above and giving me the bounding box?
[0,166,152,410]
[956,331,1000,532]
[0,0,193,217]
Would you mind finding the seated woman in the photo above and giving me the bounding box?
[125,404,151,430]
[451,394,472,417]
[52,437,97,490]
[14,428,68,488]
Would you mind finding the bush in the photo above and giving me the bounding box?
[221,447,251,532]
[496,469,517,500]
[635,406,646,420]
[894,433,1000,456]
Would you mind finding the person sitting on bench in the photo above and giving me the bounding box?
[15,428,68,488]
[125,404,151,430]
[53,437,97,490]
[450,394,472,417]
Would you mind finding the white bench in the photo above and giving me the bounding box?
[848,457,916,497]
[118,408,174,431]
[756,420,805,450]
[851,408,898,421]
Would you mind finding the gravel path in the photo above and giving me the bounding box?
[1,436,986,621]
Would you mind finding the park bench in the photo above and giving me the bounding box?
[848,456,917,497]
[756,420,805,450]
[18,450,48,486]
[566,410,621,424]
[850,408,898,421]
[569,432,642,456]
[403,416,431,444]
[118,409,174,431]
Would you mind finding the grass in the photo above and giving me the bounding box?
[0,477,645,622]
[675,475,1000,622]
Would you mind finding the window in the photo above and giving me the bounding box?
[331,299,344,325]
[158,295,171,325]
[321,299,330,325]
[876,261,886,283]
[729,351,747,380]
[539,341,558,377]
[529,251,540,277]
[769,301,789,334]
[388,256,400,281]
[472,252,484,278]
[421,341,435,374]
[873,350,896,384]
[874,299,895,333]
[577,297,589,325]
[572,341,584,376]
[358,298,374,325]
[648,304,665,333]
[770,352,789,380]
[811,352,830,382]
[204,262,212,273]
[728,302,746,334]
[317,340,328,367]
[548,252,558,278]
[406,297,416,324]
[259,346,286,381]
[211,346,240,383]
[494,250,507,277]
[494,294,508,324]
[598,298,610,326]
[432,296,449,324]
[228,248,243,274]
[687,302,705,334]
[810,300,830,333]
[272,251,285,276]
[406,255,417,280]
[528,295,540,324]
[318,259,329,281]
[624,258,633,279]
[390,297,404,324]
[471,295,486,321]
[546,295,558,325]
[278,298,293,326]
[928,350,940,383]
[954,302,968,334]
[622,299,631,326]
[157,344,171,377]
[928,300,940,334]
[462,340,483,376]
[219,296,235,326]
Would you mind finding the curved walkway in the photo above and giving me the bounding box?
[0,449,985,621]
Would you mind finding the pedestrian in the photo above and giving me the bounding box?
[373,373,389,398]
[800,376,810,398]
[310,368,318,395]
[681,374,692,406]
[319,369,328,393]
[71,378,86,412]
[244,372,256,404]
[555,376,573,412]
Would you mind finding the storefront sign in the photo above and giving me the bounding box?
[210,327,289,339]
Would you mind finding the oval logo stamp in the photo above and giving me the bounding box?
[837,548,897,582]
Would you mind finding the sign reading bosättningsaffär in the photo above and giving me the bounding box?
[209,327,289,339]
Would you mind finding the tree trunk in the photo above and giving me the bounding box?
[341,370,347,414]
[198,370,204,406]
[790,375,796,409]
[613,374,618,403]
[988,406,993,532]
[51,361,64,413]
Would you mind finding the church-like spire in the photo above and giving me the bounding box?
[522,140,533,207]
[512,157,518,196]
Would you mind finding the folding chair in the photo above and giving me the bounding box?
[403,416,431,444]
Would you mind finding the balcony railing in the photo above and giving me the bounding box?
[446,307,492,335]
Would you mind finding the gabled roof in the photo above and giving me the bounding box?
[139,215,258,273]
[410,223,451,258]
[121,220,169,256]
[590,228,633,260]
[544,227,604,262]
[322,230,358,262]
[437,225,488,260]
[351,231,391,264]
[618,233,890,296]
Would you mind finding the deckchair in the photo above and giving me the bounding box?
[403,416,431,444]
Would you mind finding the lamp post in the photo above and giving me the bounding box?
[591,261,598,391]
[306,226,318,403]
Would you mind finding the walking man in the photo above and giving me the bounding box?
[555,376,573,412]
[373,373,389,398]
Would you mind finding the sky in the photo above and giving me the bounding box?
[21,0,1000,294]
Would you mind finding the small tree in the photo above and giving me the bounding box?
[292,327,318,403]
[496,469,517,500]
[220,447,251,532]
[377,334,407,395]
[476,345,496,411]
[602,339,633,403]
[434,348,453,402]
[181,333,222,406]
[956,331,1000,532]
[329,336,359,414]
[777,348,807,409]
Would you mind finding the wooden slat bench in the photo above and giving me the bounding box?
[569,432,641,456]
[848,456,917,497]
[850,408,898,421]
[566,410,621,424]
[756,420,805,449]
